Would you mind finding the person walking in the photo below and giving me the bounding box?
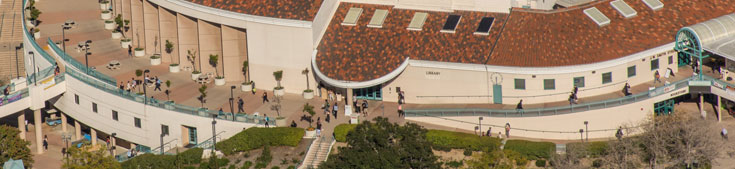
[154,79,162,91]
[128,45,133,57]
[397,104,404,117]
[622,83,631,96]
[237,97,244,113]
[486,127,492,137]
[333,103,339,119]
[362,100,368,113]
[126,81,131,93]
[251,81,256,95]
[516,100,523,113]
[43,135,48,150]
[654,70,662,84]
[264,115,270,127]
[615,127,624,140]
[325,112,331,123]
[722,128,728,140]
[24,120,28,132]
[262,92,269,103]
[504,123,511,138]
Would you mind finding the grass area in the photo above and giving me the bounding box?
[334,124,357,142]
[503,140,556,160]
[121,148,203,169]
[567,141,609,157]
[426,130,502,152]
[216,127,304,155]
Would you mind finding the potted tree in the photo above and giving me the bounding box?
[301,68,313,99]
[27,4,41,28]
[187,50,200,80]
[241,61,252,92]
[210,54,225,86]
[150,54,161,65]
[100,0,110,10]
[101,10,111,20]
[104,20,114,30]
[273,70,284,96]
[112,15,127,40]
[165,40,179,72]
[303,103,316,138]
[33,28,40,39]
[197,85,208,116]
[134,47,145,57]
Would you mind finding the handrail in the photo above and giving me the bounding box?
[298,138,317,168]
[21,0,56,65]
[308,136,326,168]
[415,80,627,99]
[194,131,226,149]
[151,138,179,154]
[47,38,117,86]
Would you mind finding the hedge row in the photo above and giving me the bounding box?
[426,130,501,152]
[334,124,357,142]
[567,141,609,157]
[121,148,203,169]
[216,127,304,155]
[503,140,555,160]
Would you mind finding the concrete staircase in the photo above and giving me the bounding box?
[0,0,24,81]
[299,136,335,169]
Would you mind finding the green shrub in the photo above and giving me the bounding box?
[257,145,273,165]
[504,140,555,160]
[291,158,300,164]
[567,141,609,157]
[592,159,603,168]
[426,130,501,152]
[217,127,304,155]
[179,148,204,164]
[254,162,267,169]
[463,149,473,156]
[504,150,528,167]
[334,124,357,142]
[270,167,280,169]
[535,159,546,167]
[287,165,295,169]
[445,160,463,168]
[229,165,236,169]
[281,158,288,165]
[242,161,253,169]
[121,148,203,169]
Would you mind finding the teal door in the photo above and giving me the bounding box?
[654,99,675,116]
[493,85,502,104]
[678,52,691,67]
[189,127,197,145]
[354,85,382,100]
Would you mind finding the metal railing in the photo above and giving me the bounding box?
[21,0,55,65]
[406,76,694,118]
[194,131,225,150]
[47,38,117,86]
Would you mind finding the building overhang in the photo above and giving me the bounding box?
[311,50,409,89]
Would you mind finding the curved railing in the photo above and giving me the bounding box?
[47,38,117,86]
[405,76,693,118]
[22,0,55,65]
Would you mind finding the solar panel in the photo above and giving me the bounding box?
[642,0,663,11]
[611,0,637,18]
[474,17,495,35]
[368,9,389,28]
[407,12,428,31]
[342,8,363,26]
[583,7,611,27]
[441,15,462,33]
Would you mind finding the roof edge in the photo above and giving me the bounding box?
[161,0,313,28]
[312,50,409,88]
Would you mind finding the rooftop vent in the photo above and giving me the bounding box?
[474,17,495,35]
[441,15,462,33]
[611,0,637,18]
[407,12,428,31]
[642,0,663,11]
[342,8,363,26]
[368,9,389,28]
[583,7,611,27]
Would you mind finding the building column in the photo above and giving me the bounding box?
[74,120,81,140]
[718,96,722,122]
[347,88,353,109]
[111,136,117,155]
[33,109,43,154]
[17,113,25,140]
[91,129,97,145]
[61,113,67,132]
[700,94,705,119]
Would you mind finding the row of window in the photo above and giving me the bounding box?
[75,94,142,128]
[514,58,668,90]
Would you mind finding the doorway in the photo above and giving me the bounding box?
[354,85,382,101]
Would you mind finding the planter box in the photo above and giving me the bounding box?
[276,118,287,127]
[100,3,109,10]
[134,49,145,57]
[274,88,285,96]
[303,91,314,99]
[164,103,174,110]
[191,72,201,80]
[150,58,161,65]
[121,40,131,48]
[33,31,40,39]
[169,65,180,73]
[235,115,247,122]
[101,12,111,20]
[304,130,316,138]
[26,20,34,27]
[215,78,225,86]
[104,21,115,30]
[241,83,252,92]
[112,32,122,39]
[198,110,208,117]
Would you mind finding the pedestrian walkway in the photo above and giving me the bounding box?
[0,0,25,81]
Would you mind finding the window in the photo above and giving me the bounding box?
[92,103,98,113]
[161,125,169,136]
[573,77,585,88]
[651,58,659,70]
[544,79,555,90]
[112,110,118,121]
[134,117,141,128]
[627,66,636,77]
[74,94,79,104]
[602,72,613,84]
[514,79,525,90]
[668,55,673,65]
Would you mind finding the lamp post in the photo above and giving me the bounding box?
[61,132,71,158]
[14,43,22,78]
[474,126,479,136]
[143,69,150,103]
[479,117,483,136]
[110,133,117,156]
[159,133,165,155]
[82,40,92,74]
[584,121,589,142]
[230,85,235,121]
[211,114,218,169]
[579,129,584,142]
[61,22,73,53]
[29,51,36,85]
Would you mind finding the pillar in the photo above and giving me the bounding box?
[718,96,722,122]
[74,120,81,140]
[111,136,117,155]
[33,109,43,154]
[347,89,353,108]
[17,113,25,140]
[61,113,67,132]
[91,129,97,145]
[700,94,705,119]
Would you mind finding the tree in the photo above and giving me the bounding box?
[187,50,198,73]
[320,117,440,169]
[209,54,219,78]
[135,69,143,93]
[0,125,33,167]
[636,113,721,168]
[242,61,250,84]
[301,68,310,90]
[273,70,283,89]
[165,40,174,54]
[549,142,588,169]
[466,150,512,169]
[302,103,315,128]
[63,144,121,169]
[165,80,171,100]
[198,85,207,107]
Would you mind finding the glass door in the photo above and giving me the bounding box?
[354,85,382,100]
[188,127,197,145]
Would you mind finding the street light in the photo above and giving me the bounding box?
[14,43,22,78]
[230,85,235,121]
[29,51,36,85]
[143,69,150,103]
[579,129,584,142]
[61,132,71,158]
[82,40,92,74]
[478,117,483,136]
[61,21,73,53]
[211,114,218,169]
[584,121,589,142]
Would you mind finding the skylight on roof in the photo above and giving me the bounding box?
[407,12,428,31]
[474,17,495,35]
[583,7,611,27]
[441,15,462,33]
[611,0,637,18]
[368,9,389,28]
[642,0,663,11]
[342,8,363,26]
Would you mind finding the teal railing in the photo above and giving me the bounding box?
[47,38,117,86]
[22,0,55,65]
[193,131,225,150]
[405,76,694,118]
[0,88,29,107]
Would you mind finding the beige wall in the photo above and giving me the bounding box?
[221,25,247,82]
[158,7,179,64]
[197,20,222,77]
[176,14,199,71]
[143,0,159,55]
[246,23,315,94]
[121,0,132,37]
[130,0,145,48]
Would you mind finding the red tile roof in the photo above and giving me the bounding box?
[316,3,507,82]
[186,0,324,21]
[489,0,735,66]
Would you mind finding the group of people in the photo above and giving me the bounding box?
[568,86,579,105]
[353,97,369,116]
[479,123,512,139]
